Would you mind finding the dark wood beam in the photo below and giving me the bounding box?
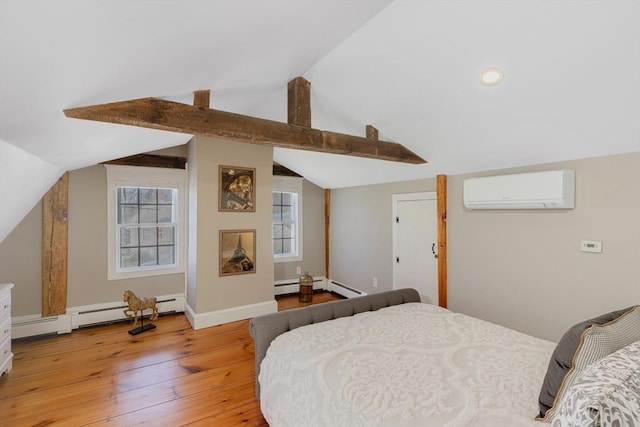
[366,125,379,140]
[287,77,311,127]
[42,172,68,317]
[102,153,186,169]
[193,89,210,108]
[64,97,426,164]
[272,164,302,177]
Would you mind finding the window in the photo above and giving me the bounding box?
[117,187,176,269]
[272,176,303,263]
[106,165,186,280]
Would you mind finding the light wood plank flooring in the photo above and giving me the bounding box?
[0,291,342,426]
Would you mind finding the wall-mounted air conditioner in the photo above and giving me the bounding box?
[463,170,575,210]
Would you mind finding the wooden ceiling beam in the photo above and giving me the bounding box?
[64,94,426,164]
[102,153,186,169]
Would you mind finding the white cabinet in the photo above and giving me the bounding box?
[0,283,13,377]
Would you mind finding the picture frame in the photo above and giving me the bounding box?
[219,165,255,212]
[219,229,256,276]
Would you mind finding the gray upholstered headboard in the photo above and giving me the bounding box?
[249,288,421,397]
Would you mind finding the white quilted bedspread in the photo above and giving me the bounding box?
[259,303,556,427]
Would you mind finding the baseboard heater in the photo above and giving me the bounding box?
[273,277,366,299]
[12,293,185,339]
[273,276,326,296]
[327,280,367,298]
[75,295,184,328]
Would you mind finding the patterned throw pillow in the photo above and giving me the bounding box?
[540,305,640,423]
[549,340,640,427]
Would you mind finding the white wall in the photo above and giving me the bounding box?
[186,137,275,320]
[448,152,640,342]
[330,178,436,295]
[330,152,640,342]
[0,140,63,244]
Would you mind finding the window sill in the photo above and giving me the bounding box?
[274,255,303,264]
[107,266,184,281]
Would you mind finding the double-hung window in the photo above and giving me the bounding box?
[272,176,303,263]
[106,165,186,280]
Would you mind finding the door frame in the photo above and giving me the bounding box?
[392,191,437,302]
[392,175,448,309]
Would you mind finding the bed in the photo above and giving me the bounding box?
[249,289,640,427]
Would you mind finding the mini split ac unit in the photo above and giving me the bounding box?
[463,170,575,210]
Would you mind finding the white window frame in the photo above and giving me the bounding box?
[106,165,186,280]
[272,175,303,263]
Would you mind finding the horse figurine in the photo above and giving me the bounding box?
[123,290,158,326]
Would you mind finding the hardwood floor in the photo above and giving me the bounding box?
[0,291,343,427]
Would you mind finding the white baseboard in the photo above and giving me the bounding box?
[185,299,277,330]
[12,292,185,339]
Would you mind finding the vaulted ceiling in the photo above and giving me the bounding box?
[1,0,639,242]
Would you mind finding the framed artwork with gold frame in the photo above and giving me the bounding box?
[219,165,255,212]
[219,229,256,276]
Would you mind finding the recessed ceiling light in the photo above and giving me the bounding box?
[480,67,503,86]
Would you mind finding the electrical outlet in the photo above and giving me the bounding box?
[296,266,302,275]
[372,277,378,288]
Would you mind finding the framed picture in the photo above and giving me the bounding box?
[219,165,255,212]
[219,229,256,276]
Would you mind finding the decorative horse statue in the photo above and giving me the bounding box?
[123,290,158,326]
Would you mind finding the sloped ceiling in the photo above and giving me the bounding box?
[1,0,639,242]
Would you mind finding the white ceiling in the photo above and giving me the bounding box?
[1,0,639,239]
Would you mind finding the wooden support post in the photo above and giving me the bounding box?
[287,77,311,127]
[193,89,210,108]
[365,124,379,140]
[324,188,331,279]
[365,125,379,157]
[42,172,69,317]
[436,174,448,308]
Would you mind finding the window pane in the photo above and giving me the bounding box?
[139,188,156,204]
[158,226,174,245]
[120,227,139,247]
[282,239,292,254]
[158,246,174,265]
[120,248,139,268]
[140,247,157,266]
[112,176,181,276]
[158,189,173,204]
[120,206,138,224]
[140,205,157,223]
[272,206,282,222]
[273,224,282,239]
[281,192,292,205]
[140,227,158,246]
[273,239,282,255]
[283,224,292,238]
[119,187,138,204]
[281,206,293,221]
[272,192,281,205]
[158,205,173,223]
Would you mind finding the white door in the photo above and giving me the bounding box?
[392,192,438,304]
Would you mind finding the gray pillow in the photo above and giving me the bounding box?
[537,306,638,419]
